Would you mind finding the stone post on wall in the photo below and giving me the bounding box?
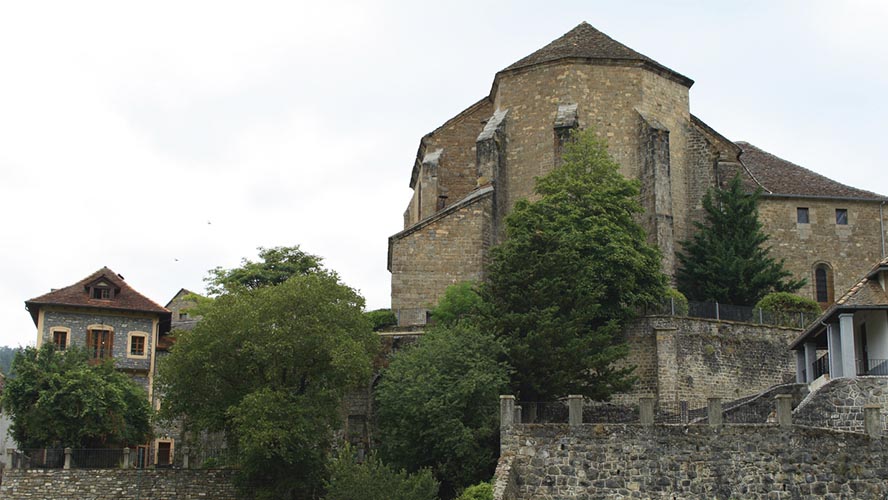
[183,447,191,469]
[708,398,723,428]
[776,394,793,428]
[514,405,522,424]
[639,397,655,426]
[63,447,72,470]
[500,395,515,429]
[568,395,583,426]
[123,447,131,469]
[864,405,882,439]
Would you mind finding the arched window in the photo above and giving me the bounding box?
[814,263,834,305]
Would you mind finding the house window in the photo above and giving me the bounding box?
[86,329,114,360]
[130,336,145,356]
[836,208,848,225]
[92,287,111,299]
[814,263,834,305]
[797,207,809,224]
[179,312,189,320]
[52,330,68,350]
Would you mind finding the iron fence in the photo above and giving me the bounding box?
[858,359,888,376]
[643,299,816,329]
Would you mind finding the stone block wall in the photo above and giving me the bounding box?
[41,310,154,375]
[758,197,887,303]
[497,423,888,499]
[0,469,240,500]
[615,316,798,408]
[389,189,494,325]
[794,377,888,433]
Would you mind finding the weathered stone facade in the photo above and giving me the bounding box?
[388,22,888,325]
[794,377,888,433]
[496,423,888,499]
[616,316,798,408]
[0,469,240,500]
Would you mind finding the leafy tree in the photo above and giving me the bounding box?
[676,175,804,305]
[456,482,493,500]
[430,282,483,327]
[324,446,439,500]
[364,308,398,331]
[157,270,378,499]
[375,323,510,497]
[0,346,21,375]
[482,129,666,402]
[756,292,821,325]
[205,245,323,296]
[0,345,151,449]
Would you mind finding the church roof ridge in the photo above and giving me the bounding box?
[498,22,693,87]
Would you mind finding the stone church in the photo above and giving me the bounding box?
[388,22,887,325]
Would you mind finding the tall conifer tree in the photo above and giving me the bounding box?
[676,175,804,305]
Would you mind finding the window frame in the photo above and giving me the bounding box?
[127,331,149,359]
[796,207,809,224]
[835,208,848,225]
[86,325,114,361]
[50,327,70,351]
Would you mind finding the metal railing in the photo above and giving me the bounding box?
[813,353,830,379]
[643,299,816,329]
[858,359,888,376]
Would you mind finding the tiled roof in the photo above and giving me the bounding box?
[26,267,170,325]
[736,142,886,201]
[500,22,693,87]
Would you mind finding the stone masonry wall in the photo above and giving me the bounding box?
[389,190,494,325]
[758,197,887,304]
[615,316,798,409]
[0,469,240,500]
[41,310,154,374]
[794,377,888,433]
[498,423,888,499]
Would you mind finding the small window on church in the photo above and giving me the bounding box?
[836,209,848,225]
[797,207,809,224]
[814,264,834,305]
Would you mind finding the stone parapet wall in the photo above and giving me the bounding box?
[498,423,888,499]
[794,377,888,433]
[0,469,240,500]
[616,316,799,408]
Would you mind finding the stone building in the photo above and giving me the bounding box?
[24,267,173,466]
[388,22,888,325]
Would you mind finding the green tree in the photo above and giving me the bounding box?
[157,270,378,499]
[375,323,510,497]
[456,482,493,500]
[325,446,439,500]
[482,129,666,401]
[205,245,323,296]
[676,175,804,305]
[430,282,483,328]
[364,308,398,331]
[0,345,151,449]
[0,345,21,375]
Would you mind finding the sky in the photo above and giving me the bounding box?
[1,0,886,348]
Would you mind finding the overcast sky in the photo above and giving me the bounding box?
[1,0,886,348]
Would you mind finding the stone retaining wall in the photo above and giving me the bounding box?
[0,468,240,500]
[794,377,888,433]
[497,423,888,499]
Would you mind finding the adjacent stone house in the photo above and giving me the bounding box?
[24,267,173,466]
[388,22,888,325]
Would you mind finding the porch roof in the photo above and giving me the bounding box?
[789,256,888,350]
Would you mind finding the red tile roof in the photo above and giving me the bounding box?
[25,267,170,325]
[735,142,886,201]
[500,22,693,87]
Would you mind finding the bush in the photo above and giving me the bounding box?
[324,447,439,500]
[365,309,398,331]
[755,292,821,315]
[456,482,493,500]
[431,282,482,327]
[664,288,689,316]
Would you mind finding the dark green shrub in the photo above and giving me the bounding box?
[664,288,689,316]
[755,292,820,315]
[456,482,493,500]
[325,447,439,500]
[365,309,398,331]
